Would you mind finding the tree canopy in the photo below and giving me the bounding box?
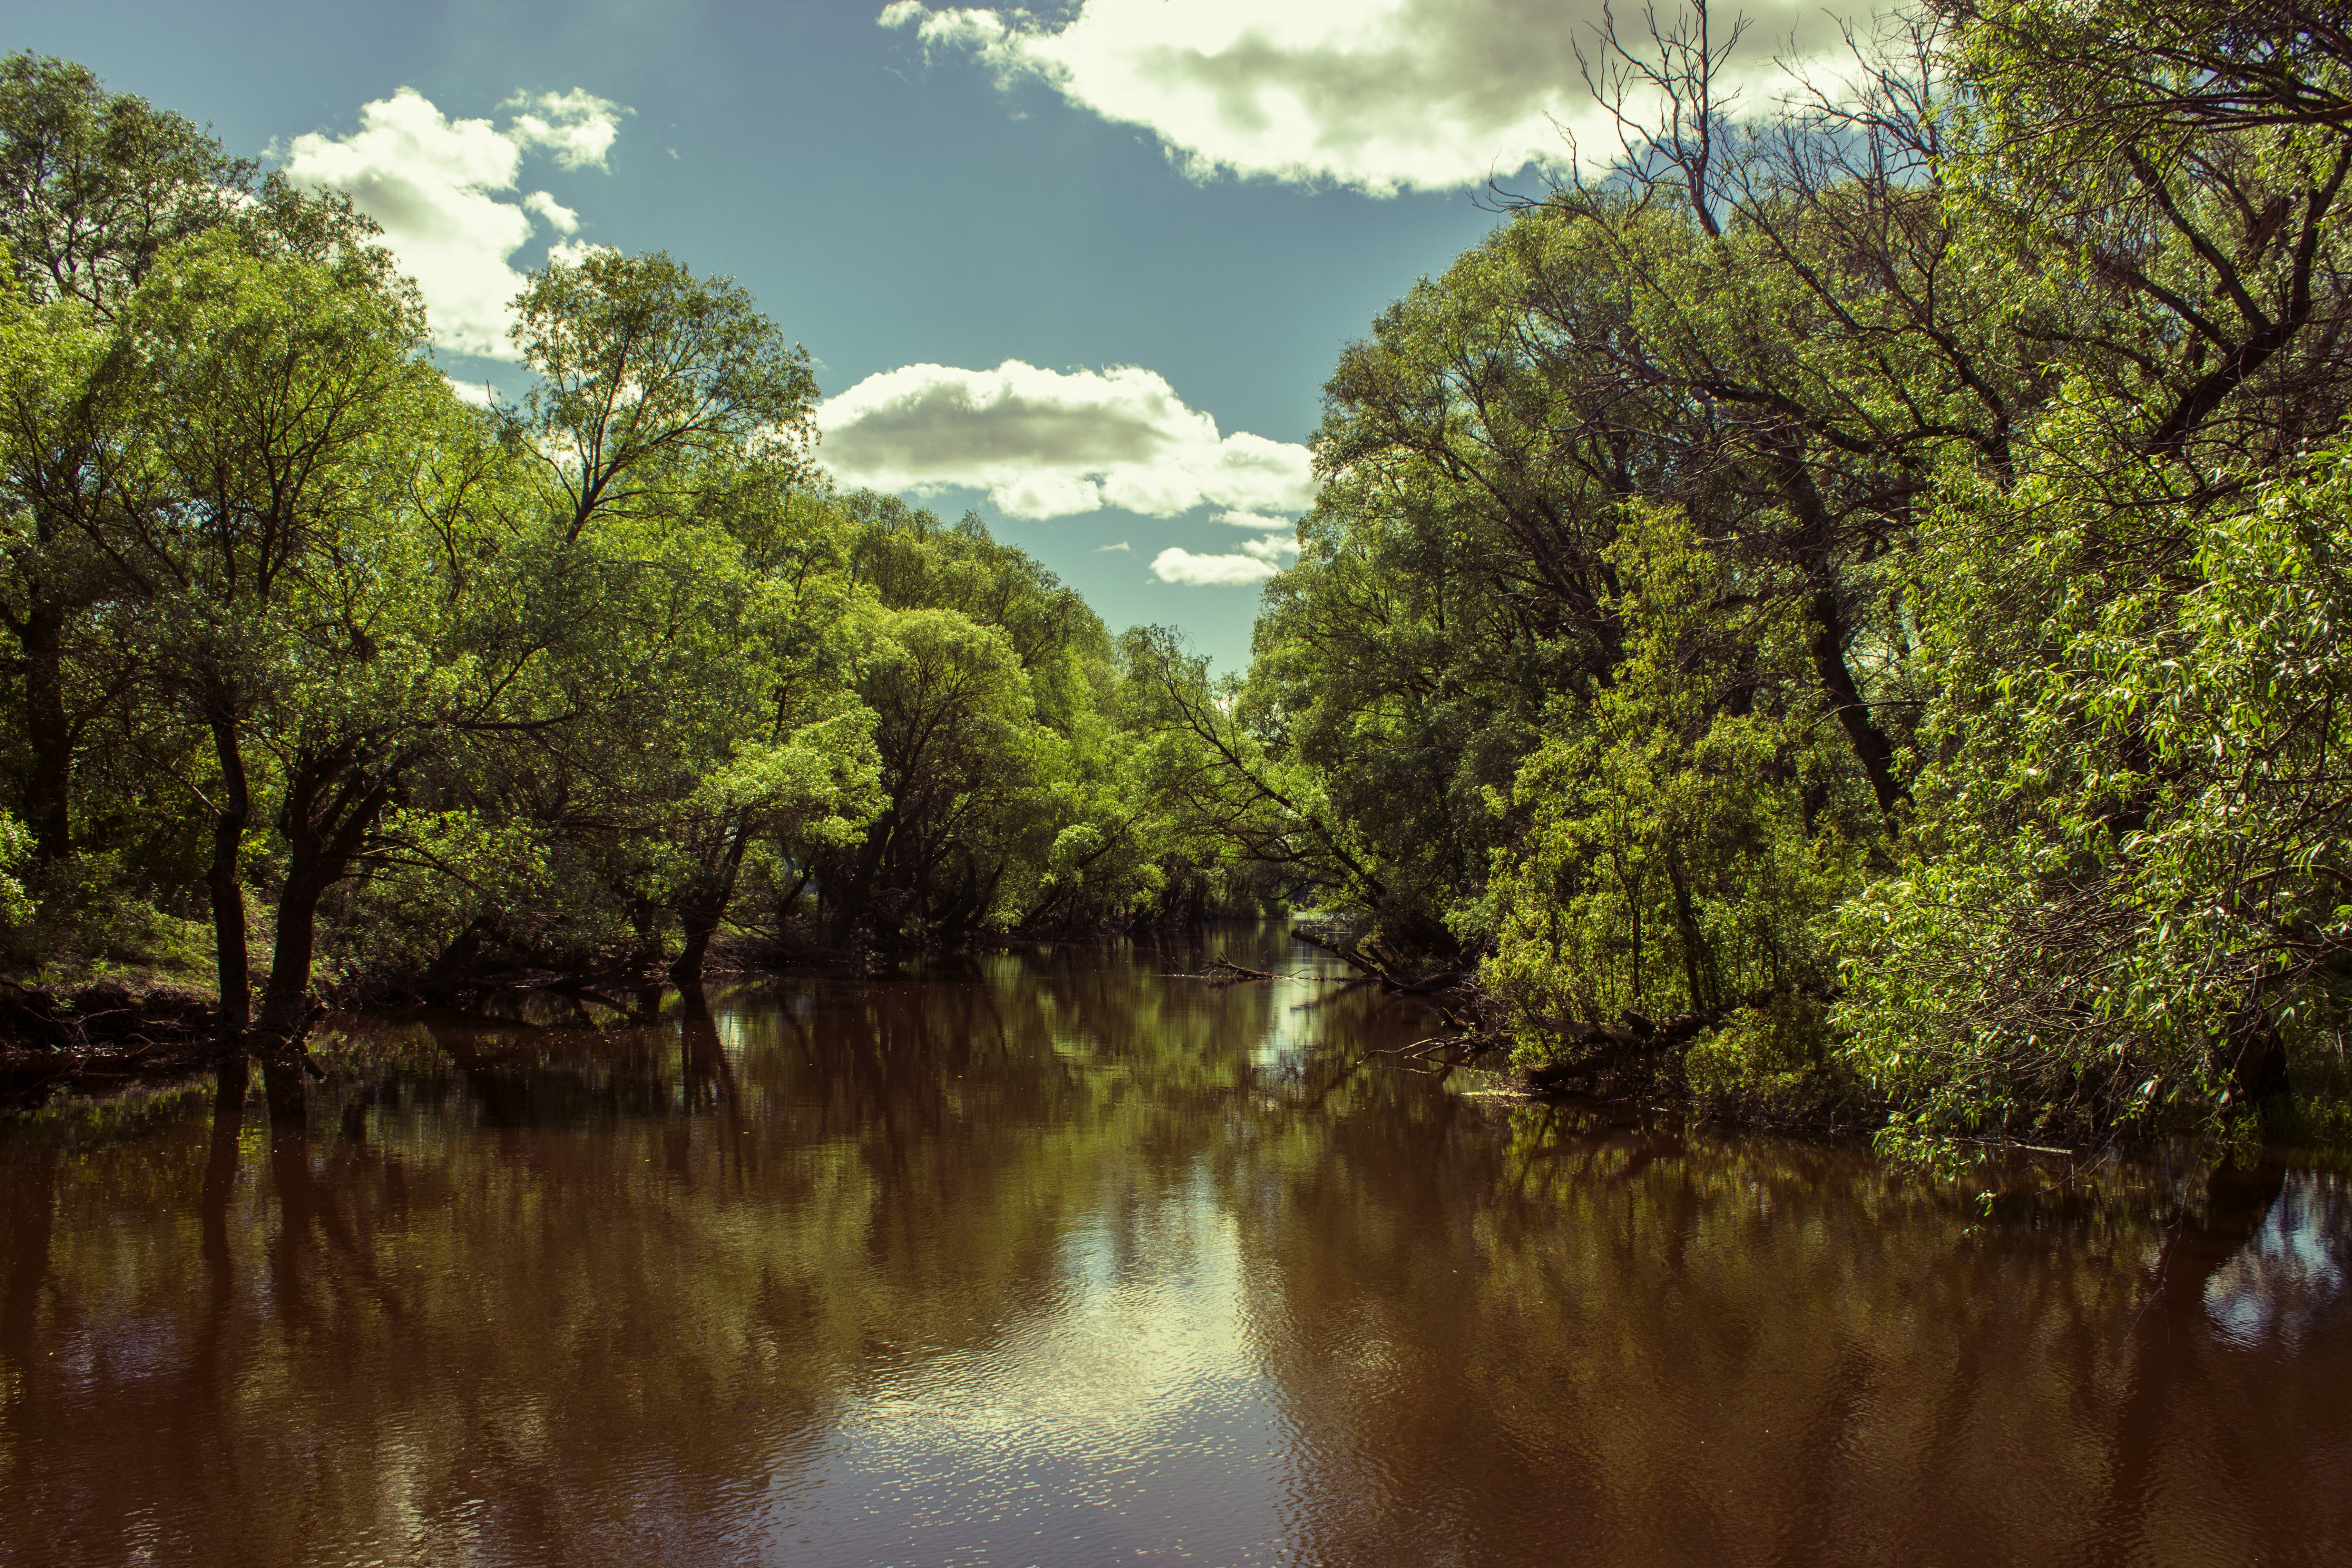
[8,2,2352,1151]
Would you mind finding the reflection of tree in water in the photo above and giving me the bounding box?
[0,934,1403,1566]
[1230,1102,2352,1568]
[0,936,2347,1567]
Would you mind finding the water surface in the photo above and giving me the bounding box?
[3,929,2348,1567]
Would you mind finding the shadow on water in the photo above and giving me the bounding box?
[0,925,2347,1568]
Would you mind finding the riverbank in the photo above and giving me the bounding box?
[10,930,2351,1168]
[0,978,216,1104]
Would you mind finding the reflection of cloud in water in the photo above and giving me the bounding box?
[2205,1172,2351,1349]
[767,1170,1291,1563]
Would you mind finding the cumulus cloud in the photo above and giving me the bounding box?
[879,0,1857,193]
[544,238,617,268]
[521,190,580,233]
[1149,528,1296,586]
[815,359,1317,520]
[1152,546,1280,586]
[504,88,629,170]
[283,87,625,358]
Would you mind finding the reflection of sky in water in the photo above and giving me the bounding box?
[2205,1173,2351,1349]
[765,1168,1291,1566]
[1251,976,1329,1071]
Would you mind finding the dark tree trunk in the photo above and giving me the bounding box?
[820,813,893,946]
[669,818,755,988]
[1755,439,1909,819]
[207,716,252,1063]
[1666,845,1710,1010]
[254,747,388,1053]
[19,603,72,862]
[251,748,394,1129]
[670,921,716,988]
[1806,588,1906,819]
[2232,1026,2293,1106]
[416,916,497,1000]
[255,866,328,1049]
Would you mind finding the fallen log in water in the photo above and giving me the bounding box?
[1166,955,1346,984]
[1519,1005,1739,1091]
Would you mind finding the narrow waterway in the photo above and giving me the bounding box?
[2,928,2347,1567]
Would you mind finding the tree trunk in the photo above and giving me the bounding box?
[256,863,322,1133]
[669,818,755,988]
[20,603,72,862]
[1758,439,1910,819]
[1806,589,1906,819]
[251,750,394,1128]
[255,866,328,1049]
[2232,1026,2293,1107]
[670,919,716,988]
[416,916,497,1000]
[207,716,251,1063]
[256,760,392,1038]
[1666,844,1710,1010]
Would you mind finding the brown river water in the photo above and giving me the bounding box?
[2,927,2348,1568]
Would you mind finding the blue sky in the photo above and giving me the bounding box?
[3,0,1846,668]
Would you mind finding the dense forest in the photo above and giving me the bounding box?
[5,0,2352,1152]
[0,51,1276,1110]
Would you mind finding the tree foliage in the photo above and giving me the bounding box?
[0,54,1254,1127]
[1205,0,2352,1143]
[13,1,2352,1148]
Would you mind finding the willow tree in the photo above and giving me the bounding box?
[102,232,503,1102]
[1835,0,2352,1142]
[423,249,883,986]
[0,54,254,864]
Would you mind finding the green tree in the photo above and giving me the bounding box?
[106,233,484,1090]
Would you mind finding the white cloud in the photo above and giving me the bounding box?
[892,3,1012,51]
[1152,546,1280,586]
[1215,509,1294,530]
[443,375,499,407]
[815,359,1317,520]
[503,88,628,170]
[1239,534,1296,562]
[283,86,624,358]
[879,0,1857,194]
[544,238,617,268]
[1098,541,1131,552]
[521,190,580,233]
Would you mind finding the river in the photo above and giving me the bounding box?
[2,927,2347,1567]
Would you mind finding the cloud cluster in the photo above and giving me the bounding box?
[815,360,1317,520]
[283,87,626,358]
[879,0,1851,193]
[505,88,628,170]
[1151,531,1295,587]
